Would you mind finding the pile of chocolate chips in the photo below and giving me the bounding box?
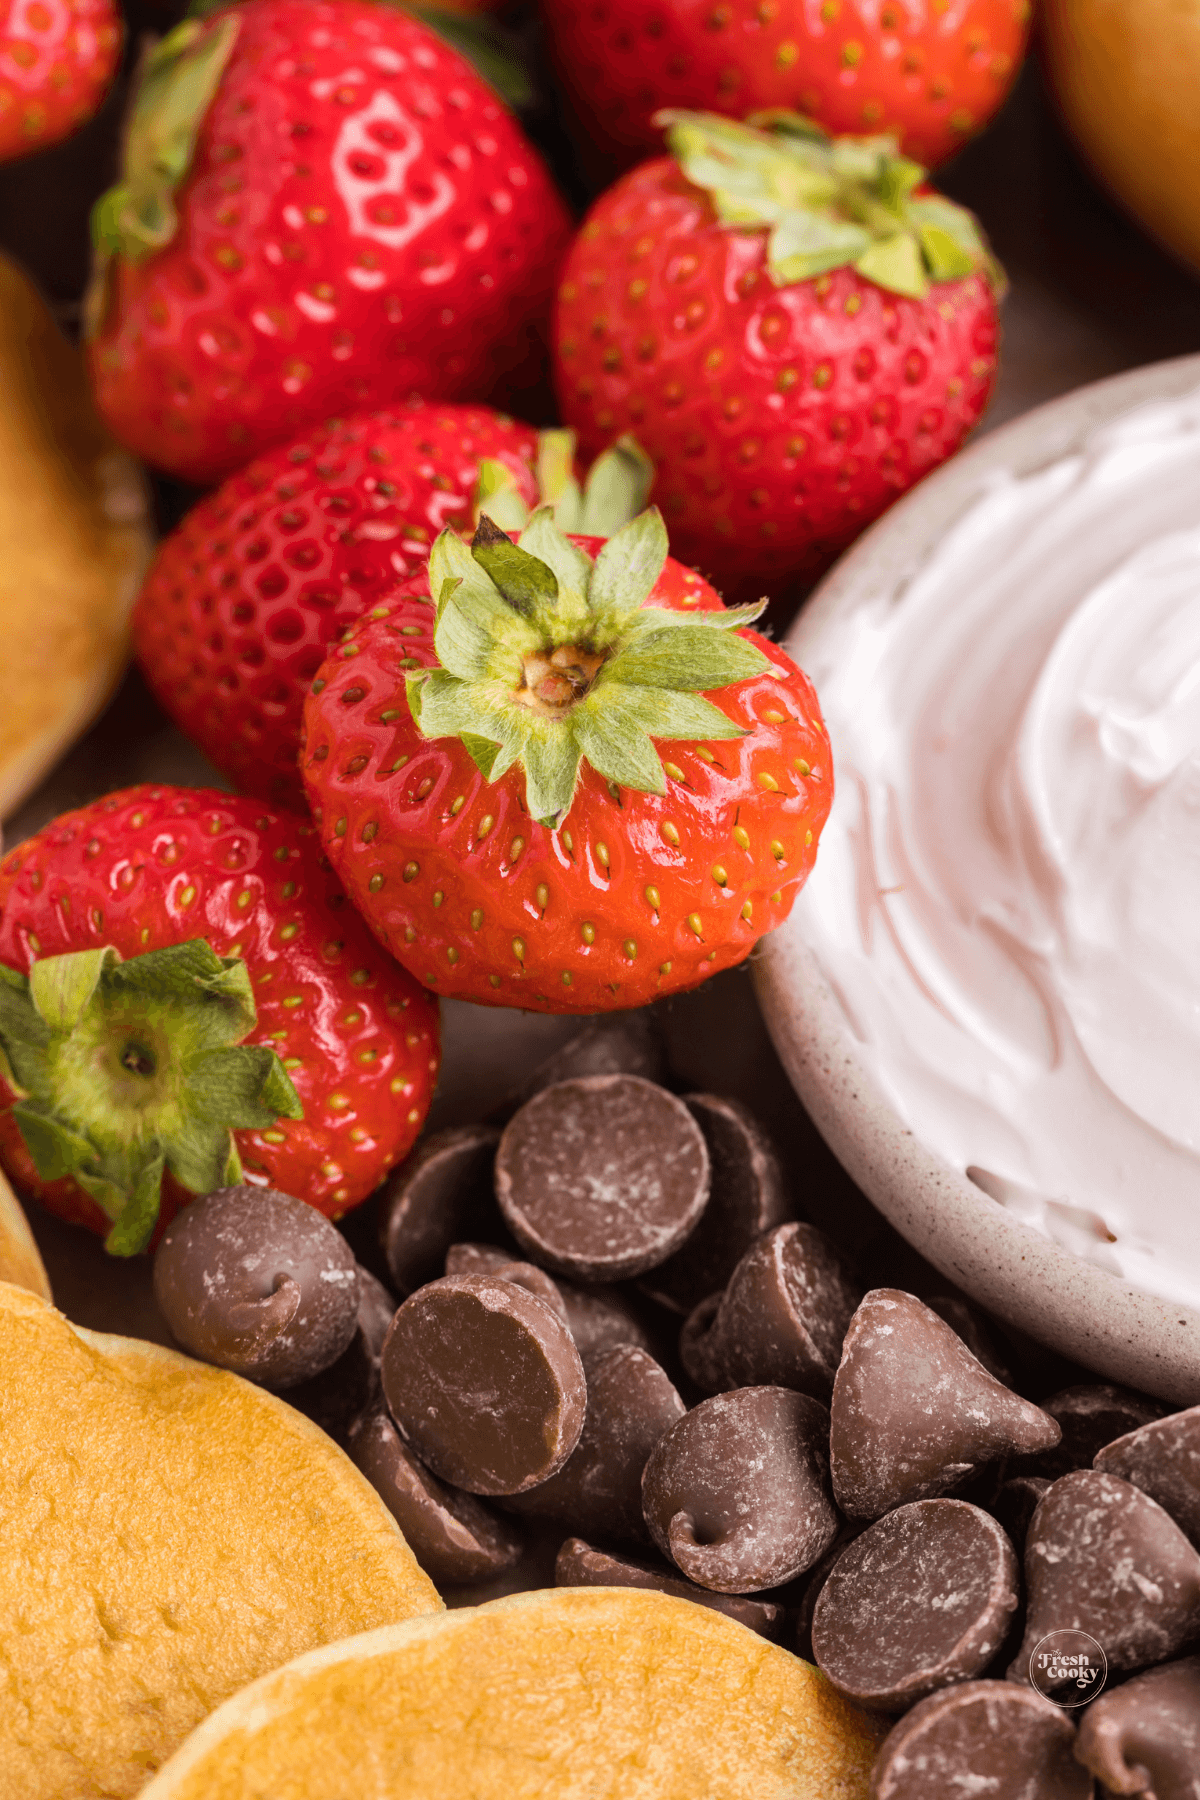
[152,1020,1200,1800]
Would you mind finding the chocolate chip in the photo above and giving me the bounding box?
[286,1265,396,1442]
[679,1291,725,1391]
[792,1524,865,1664]
[640,1094,793,1313]
[495,1075,710,1281]
[489,1259,573,1328]
[378,1124,503,1295]
[1016,1384,1167,1481]
[555,1537,786,1642]
[811,1500,1020,1713]
[446,1242,654,1367]
[679,1222,861,1399]
[505,1013,667,1114]
[1074,1654,1200,1800]
[992,1476,1052,1555]
[380,1273,586,1496]
[348,1405,523,1587]
[505,1345,684,1544]
[153,1186,361,1390]
[1094,1404,1200,1545]
[831,1291,1061,1519]
[642,1386,839,1593]
[1009,1469,1200,1680]
[870,1681,1092,1800]
[925,1295,1012,1387]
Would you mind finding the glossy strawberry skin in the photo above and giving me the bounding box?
[0,786,440,1238]
[133,403,540,811]
[542,0,1031,175]
[553,158,999,605]
[301,544,830,1014]
[0,0,120,164]
[87,0,571,486]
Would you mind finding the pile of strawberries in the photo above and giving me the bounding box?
[0,0,1025,1253]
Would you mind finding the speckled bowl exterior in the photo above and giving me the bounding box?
[756,354,1200,1407]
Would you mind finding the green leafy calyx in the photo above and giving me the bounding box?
[659,109,1004,299]
[406,507,770,826]
[0,939,301,1256]
[90,14,240,271]
[472,431,655,538]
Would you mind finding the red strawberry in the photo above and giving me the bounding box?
[85,1,571,486]
[0,786,439,1252]
[553,112,1001,606]
[0,0,120,164]
[300,507,831,1014]
[133,405,653,810]
[542,0,1031,175]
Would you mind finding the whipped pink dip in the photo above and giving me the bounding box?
[796,389,1200,1308]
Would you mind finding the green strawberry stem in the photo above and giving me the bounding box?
[0,940,301,1255]
[406,506,771,826]
[658,109,1005,300]
[472,431,656,537]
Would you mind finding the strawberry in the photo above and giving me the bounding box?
[85,1,572,487]
[133,405,653,810]
[300,506,831,1013]
[553,112,1002,606]
[542,0,1031,175]
[0,0,120,164]
[0,786,439,1253]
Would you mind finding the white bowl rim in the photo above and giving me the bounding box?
[755,351,1200,1405]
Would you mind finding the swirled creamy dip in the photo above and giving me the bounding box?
[796,388,1200,1308]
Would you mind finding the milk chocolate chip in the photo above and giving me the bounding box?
[378,1124,503,1295]
[1017,1385,1166,1482]
[925,1296,1012,1387]
[642,1386,839,1593]
[642,1095,793,1313]
[831,1291,1061,1519]
[154,1186,361,1389]
[286,1266,396,1441]
[870,1681,1092,1800]
[811,1500,1020,1713]
[380,1274,586,1496]
[1009,1470,1200,1680]
[505,1345,684,1544]
[495,1075,710,1281]
[1095,1403,1200,1544]
[1074,1655,1200,1800]
[349,1405,523,1586]
[446,1242,654,1366]
[681,1223,861,1399]
[508,1013,667,1111]
[555,1538,785,1641]
[992,1476,1052,1555]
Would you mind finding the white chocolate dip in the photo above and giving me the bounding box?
[796,389,1200,1308]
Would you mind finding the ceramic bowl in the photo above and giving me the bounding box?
[755,353,1200,1406]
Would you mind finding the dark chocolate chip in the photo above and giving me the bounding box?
[504,1344,684,1544]
[1074,1654,1200,1800]
[555,1537,786,1641]
[503,1013,667,1115]
[445,1242,655,1368]
[348,1405,523,1587]
[380,1273,586,1496]
[1015,1385,1167,1482]
[925,1296,1012,1387]
[680,1222,861,1399]
[285,1265,396,1443]
[870,1681,1092,1800]
[495,1075,710,1282]
[154,1186,360,1390]
[792,1524,866,1664]
[642,1386,839,1593]
[811,1499,1020,1713]
[1094,1404,1200,1546]
[1009,1469,1200,1680]
[679,1291,726,1392]
[831,1291,1061,1519]
[378,1124,503,1295]
[992,1477,1053,1555]
[490,1259,573,1328]
[640,1094,793,1313]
